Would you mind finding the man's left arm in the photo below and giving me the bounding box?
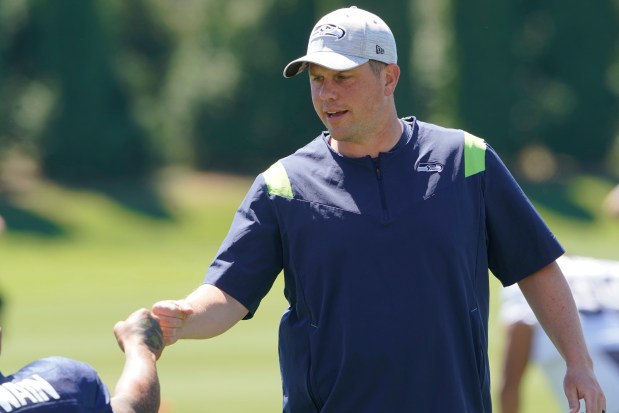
[518,261,606,413]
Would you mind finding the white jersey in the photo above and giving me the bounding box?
[501,255,619,413]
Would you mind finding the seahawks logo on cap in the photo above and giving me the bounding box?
[311,24,346,40]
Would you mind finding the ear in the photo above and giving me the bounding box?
[383,64,400,96]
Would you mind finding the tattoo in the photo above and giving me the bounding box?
[141,317,164,353]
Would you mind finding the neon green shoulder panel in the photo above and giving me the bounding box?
[464,132,486,177]
[262,160,293,199]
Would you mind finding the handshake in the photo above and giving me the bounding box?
[114,308,165,360]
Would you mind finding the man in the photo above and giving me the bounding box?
[0,308,164,413]
[500,255,619,413]
[152,6,605,412]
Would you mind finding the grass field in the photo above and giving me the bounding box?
[1,168,617,412]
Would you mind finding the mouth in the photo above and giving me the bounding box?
[326,110,348,119]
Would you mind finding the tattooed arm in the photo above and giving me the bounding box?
[111,309,165,413]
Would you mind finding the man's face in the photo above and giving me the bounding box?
[308,62,391,145]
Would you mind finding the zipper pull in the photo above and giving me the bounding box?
[373,158,382,180]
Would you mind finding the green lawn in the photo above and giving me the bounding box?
[1,170,617,412]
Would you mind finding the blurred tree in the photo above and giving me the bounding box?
[0,1,41,156]
[2,0,618,182]
[105,0,172,98]
[536,1,618,162]
[453,0,521,153]
[4,0,159,182]
[408,0,458,127]
[102,0,174,167]
[453,0,619,165]
[194,0,321,174]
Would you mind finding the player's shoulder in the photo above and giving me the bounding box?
[413,118,487,162]
[32,356,99,374]
[261,133,330,179]
[415,119,474,143]
[15,356,103,388]
[4,357,112,413]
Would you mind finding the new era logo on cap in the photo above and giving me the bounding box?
[283,6,398,78]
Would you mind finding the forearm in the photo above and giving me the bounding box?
[111,347,160,413]
[518,261,606,412]
[180,284,249,340]
[518,262,591,369]
[500,387,520,413]
[499,322,533,413]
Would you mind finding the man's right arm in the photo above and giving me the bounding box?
[111,309,165,413]
[152,284,249,345]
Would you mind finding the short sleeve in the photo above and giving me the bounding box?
[204,175,283,318]
[483,144,564,286]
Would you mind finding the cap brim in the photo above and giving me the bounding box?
[283,52,369,78]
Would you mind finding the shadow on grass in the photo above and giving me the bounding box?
[519,180,594,222]
[82,179,173,220]
[0,199,67,237]
[0,178,174,237]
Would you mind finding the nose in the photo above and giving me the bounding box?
[316,79,337,101]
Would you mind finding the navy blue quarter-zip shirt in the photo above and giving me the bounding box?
[204,117,564,412]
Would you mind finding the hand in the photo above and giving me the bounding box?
[564,366,606,413]
[151,300,194,346]
[114,308,165,360]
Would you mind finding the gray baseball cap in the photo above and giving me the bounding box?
[283,6,397,78]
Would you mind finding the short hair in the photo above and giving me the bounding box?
[368,60,387,76]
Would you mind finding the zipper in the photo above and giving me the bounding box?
[372,157,389,221]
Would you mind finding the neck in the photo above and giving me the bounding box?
[330,116,403,158]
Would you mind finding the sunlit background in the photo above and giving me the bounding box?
[1,1,618,412]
